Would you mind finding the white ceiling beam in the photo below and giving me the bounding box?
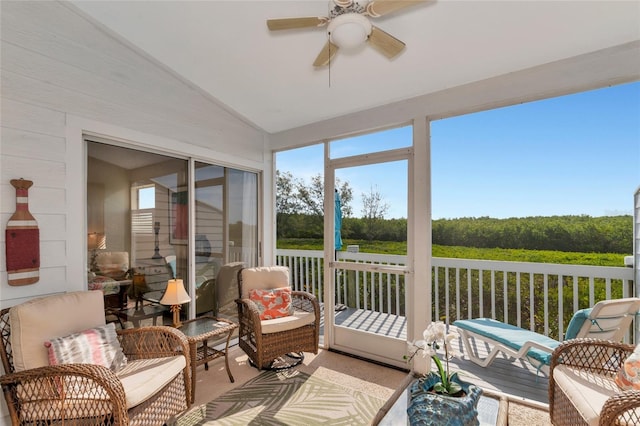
[269,41,640,150]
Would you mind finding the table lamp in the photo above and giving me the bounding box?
[87,232,106,272]
[160,279,191,327]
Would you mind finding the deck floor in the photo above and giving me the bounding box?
[446,332,549,404]
[333,306,408,339]
[320,306,549,405]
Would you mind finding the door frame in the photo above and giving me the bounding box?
[323,145,414,368]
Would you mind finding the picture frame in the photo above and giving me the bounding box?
[169,188,188,245]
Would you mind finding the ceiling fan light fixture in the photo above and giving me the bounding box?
[333,0,354,7]
[328,13,372,49]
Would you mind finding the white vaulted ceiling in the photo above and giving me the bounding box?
[69,1,640,134]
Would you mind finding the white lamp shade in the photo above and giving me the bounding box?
[87,232,106,250]
[160,279,191,305]
[328,13,372,50]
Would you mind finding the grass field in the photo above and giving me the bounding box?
[277,238,628,267]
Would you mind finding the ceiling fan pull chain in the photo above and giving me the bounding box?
[328,2,332,88]
[328,44,331,88]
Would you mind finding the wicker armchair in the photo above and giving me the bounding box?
[0,291,191,425]
[236,266,320,370]
[549,338,640,425]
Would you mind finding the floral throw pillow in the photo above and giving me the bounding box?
[615,344,640,390]
[44,322,127,372]
[250,287,294,320]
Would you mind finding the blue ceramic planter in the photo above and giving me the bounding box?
[407,373,482,426]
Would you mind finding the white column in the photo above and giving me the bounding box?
[634,187,640,343]
[409,116,432,374]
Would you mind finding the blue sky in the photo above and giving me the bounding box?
[276,81,640,219]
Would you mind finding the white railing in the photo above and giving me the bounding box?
[277,250,408,314]
[276,249,636,342]
[433,257,635,341]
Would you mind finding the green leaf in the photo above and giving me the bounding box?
[448,382,462,395]
[433,382,447,393]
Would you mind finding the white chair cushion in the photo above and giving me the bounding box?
[17,355,186,419]
[117,355,186,408]
[553,364,620,426]
[240,266,289,299]
[261,309,316,334]
[216,262,244,308]
[95,251,129,280]
[10,291,106,372]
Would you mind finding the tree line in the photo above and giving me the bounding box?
[277,213,633,254]
[432,215,632,254]
[276,170,633,253]
[277,171,392,241]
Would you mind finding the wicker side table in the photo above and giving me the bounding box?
[177,316,238,403]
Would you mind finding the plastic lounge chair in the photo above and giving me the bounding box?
[453,297,640,375]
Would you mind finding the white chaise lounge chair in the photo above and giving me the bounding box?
[453,297,640,375]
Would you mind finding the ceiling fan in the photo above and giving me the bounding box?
[267,0,428,67]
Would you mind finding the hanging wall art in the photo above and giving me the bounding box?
[5,178,40,285]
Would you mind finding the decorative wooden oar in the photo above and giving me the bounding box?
[5,178,40,285]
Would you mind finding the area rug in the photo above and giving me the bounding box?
[169,369,386,425]
[508,401,551,426]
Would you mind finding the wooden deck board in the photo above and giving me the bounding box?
[334,307,407,340]
[319,306,549,405]
[447,337,549,404]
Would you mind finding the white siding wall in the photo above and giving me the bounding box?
[0,0,270,417]
[0,3,268,421]
[1,100,69,304]
[1,0,265,305]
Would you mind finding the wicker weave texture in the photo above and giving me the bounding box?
[128,373,187,426]
[237,268,320,370]
[0,303,191,425]
[549,338,640,426]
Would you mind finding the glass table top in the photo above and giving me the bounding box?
[178,316,236,338]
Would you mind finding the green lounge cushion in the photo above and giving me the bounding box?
[453,318,560,366]
[564,308,592,340]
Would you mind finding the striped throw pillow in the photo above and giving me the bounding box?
[44,322,127,372]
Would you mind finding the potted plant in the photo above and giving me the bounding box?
[405,321,482,426]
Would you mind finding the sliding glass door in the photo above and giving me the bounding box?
[193,161,258,321]
[87,140,259,327]
[87,141,187,315]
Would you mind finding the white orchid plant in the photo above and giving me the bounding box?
[405,321,462,395]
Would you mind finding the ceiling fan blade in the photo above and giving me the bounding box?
[313,41,339,67]
[368,26,405,59]
[366,0,428,18]
[267,17,325,31]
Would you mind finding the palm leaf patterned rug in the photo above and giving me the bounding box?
[170,369,385,425]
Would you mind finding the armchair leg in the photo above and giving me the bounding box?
[249,352,305,371]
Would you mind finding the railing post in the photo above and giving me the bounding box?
[348,269,356,308]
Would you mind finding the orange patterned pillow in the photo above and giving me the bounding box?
[250,287,293,320]
[615,344,640,390]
